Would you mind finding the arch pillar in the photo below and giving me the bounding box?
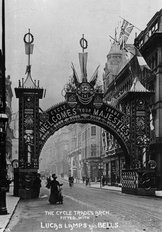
[15,83,43,199]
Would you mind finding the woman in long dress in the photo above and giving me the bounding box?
[49,174,63,204]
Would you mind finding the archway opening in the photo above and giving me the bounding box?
[39,119,130,187]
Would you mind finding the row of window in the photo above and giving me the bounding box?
[70,125,97,150]
[82,125,96,141]
[82,144,97,157]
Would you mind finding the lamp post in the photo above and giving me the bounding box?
[99,157,103,188]
[0,114,8,214]
[0,0,8,215]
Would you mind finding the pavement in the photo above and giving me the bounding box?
[63,176,121,191]
[0,185,20,232]
[89,182,121,191]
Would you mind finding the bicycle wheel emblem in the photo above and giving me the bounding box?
[24,32,34,44]
[80,37,88,50]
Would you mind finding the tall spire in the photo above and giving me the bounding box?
[79,34,88,82]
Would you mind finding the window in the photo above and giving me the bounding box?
[78,133,81,147]
[85,129,87,140]
[91,144,96,157]
[82,132,84,141]
[91,126,96,136]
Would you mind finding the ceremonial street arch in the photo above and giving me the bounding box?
[14,33,156,200]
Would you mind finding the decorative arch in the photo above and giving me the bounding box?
[39,35,130,160]
[39,101,130,156]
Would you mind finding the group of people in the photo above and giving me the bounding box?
[82,176,90,186]
[31,173,63,204]
[32,173,107,203]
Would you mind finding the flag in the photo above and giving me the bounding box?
[118,18,134,50]
[115,27,117,41]
[125,50,132,61]
[71,63,80,87]
[79,52,88,82]
[25,43,34,55]
[89,65,100,87]
[135,47,151,70]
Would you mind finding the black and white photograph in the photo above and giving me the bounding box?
[0,0,162,231]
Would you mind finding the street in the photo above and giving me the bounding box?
[5,179,162,232]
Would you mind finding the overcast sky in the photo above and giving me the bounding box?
[4,0,162,112]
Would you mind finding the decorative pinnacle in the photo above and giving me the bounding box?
[24,29,34,75]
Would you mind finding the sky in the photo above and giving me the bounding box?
[4,0,162,112]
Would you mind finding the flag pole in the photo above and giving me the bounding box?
[109,35,118,43]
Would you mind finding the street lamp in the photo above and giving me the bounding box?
[0,0,8,215]
[99,157,103,188]
[0,113,8,215]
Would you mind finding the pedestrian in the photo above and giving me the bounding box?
[85,177,89,186]
[69,176,74,187]
[32,173,42,198]
[6,178,12,192]
[48,174,63,204]
[46,176,51,189]
[102,176,106,186]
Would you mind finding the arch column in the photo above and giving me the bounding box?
[15,85,43,199]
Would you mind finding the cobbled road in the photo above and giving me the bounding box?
[5,179,162,232]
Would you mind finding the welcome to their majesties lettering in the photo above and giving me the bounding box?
[40,108,77,135]
[40,105,129,139]
[93,108,122,124]
[92,108,129,137]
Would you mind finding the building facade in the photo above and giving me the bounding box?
[39,126,70,177]
[102,9,162,190]
[67,123,103,182]
[67,124,82,180]
[102,42,129,186]
[134,9,162,190]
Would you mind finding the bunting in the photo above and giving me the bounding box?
[124,46,151,71]
[71,63,80,87]
[89,65,100,87]
[135,48,151,70]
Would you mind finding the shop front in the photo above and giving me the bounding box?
[103,151,125,186]
[86,157,101,182]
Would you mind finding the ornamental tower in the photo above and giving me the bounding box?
[120,77,154,168]
[15,30,44,199]
[103,41,123,91]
